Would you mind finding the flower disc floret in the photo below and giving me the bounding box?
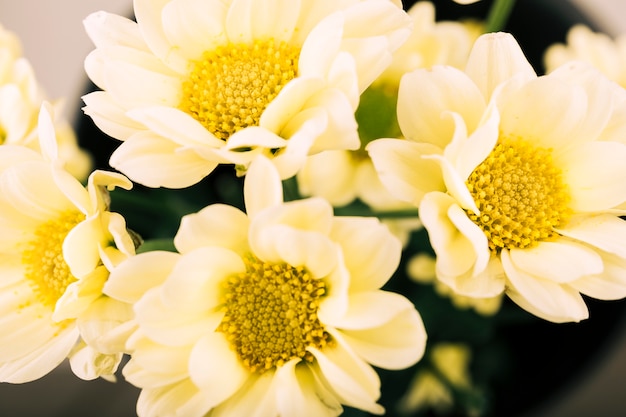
[180,39,299,141]
[22,210,85,307]
[466,136,571,251]
[218,255,329,374]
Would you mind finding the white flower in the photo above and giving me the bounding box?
[544,24,626,88]
[82,0,412,187]
[105,156,426,416]
[368,32,626,323]
[0,104,135,382]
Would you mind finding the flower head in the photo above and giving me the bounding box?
[82,0,412,187]
[0,103,134,382]
[368,32,626,323]
[105,156,426,416]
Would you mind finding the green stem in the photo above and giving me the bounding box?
[484,0,517,33]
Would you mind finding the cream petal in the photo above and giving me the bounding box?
[224,127,288,151]
[420,192,490,289]
[367,139,444,206]
[62,217,101,279]
[211,372,278,417]
[557,214,626,259]
[103,60,182,108]
[0,162,73,222]
[336,292,426,370]
[175,205,249,254]
[508,240,603,283]
[0,324,78,383]
[304,88,359,154]
[53,266,108,322]
[556,141,626,211]
[104,251,180,303]
[329,217,401,292]
[547,61,615,143]
[134,0,188,72]
[109,132,218,188]
[123,341,190,388]
[326,51,359,109]
[82,91,144,140]
[570,251,626,300]
[499,76,590,150]
[297,151,357,207]
[501,250,589,323]
[69,344,122,381]
[465,32,536,100]
[298,12,344,80]
[135,380,201,417]
[225,0,300,44]
[397,66,486,149]
[37,102,58,162]
[451,255,506,297]
[161,0,229,60]
[161,247,244,312]
[83,11,146,50]
[308,333,383,415]
[126,106,224,148]
[260,76,326,134]
[244,156,284,218]
[188,332,248,405]
[76,296,134,354]
[0,145,41,172]
[275,360,342,417]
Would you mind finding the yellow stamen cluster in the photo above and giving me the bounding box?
[218,255,330,374]
[22,210,85,306]
[180,39,300,141]
[466,136,571,251]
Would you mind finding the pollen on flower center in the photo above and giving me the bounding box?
[218,255,330,374]
[22,210,85,306]
[465,136,571,251]
[180,39,300,141]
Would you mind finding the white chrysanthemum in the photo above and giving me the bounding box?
[0,103,135,382]
[105,156,426,416]
[0,24,92,180]
[368,32,626,323]
[82,0,412,187]
[544,24,626,88]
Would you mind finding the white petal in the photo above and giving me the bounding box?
[83,11,146,50]
[330,291,426,369]
[211,372,278,417]
[226,0,300,44]
[109,132,218,188]
[189,332,248,405]
[502,250,589,323]
[161,247,244,312]
[558,214,626,259]
[570,251,626,300]
[508,240,603,283]
[161,0,229,60]
[367,139,444,206]
[175,204,250,255]
[556,141,626,211]
[397,66,486,149]
[308,339,383,414]
[329,217,401,292]
[104,251,180,303]
[465,32,536,100]
[82,91,144,140]
[244,156,284,218]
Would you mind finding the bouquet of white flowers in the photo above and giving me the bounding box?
[1,0,626,416]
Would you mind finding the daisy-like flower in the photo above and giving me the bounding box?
[104,156,426,416]
[544,24,626,88]
[368,32,626,323]
[0,103,135,382]
[0,24,92,180]
[82,0,412,188]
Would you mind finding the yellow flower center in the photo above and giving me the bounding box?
[180,39,300,141]
[218,255,330,374]
[22,210,85,306]
[465,136,571,251]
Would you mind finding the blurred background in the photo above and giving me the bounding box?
[0,0,625,416]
